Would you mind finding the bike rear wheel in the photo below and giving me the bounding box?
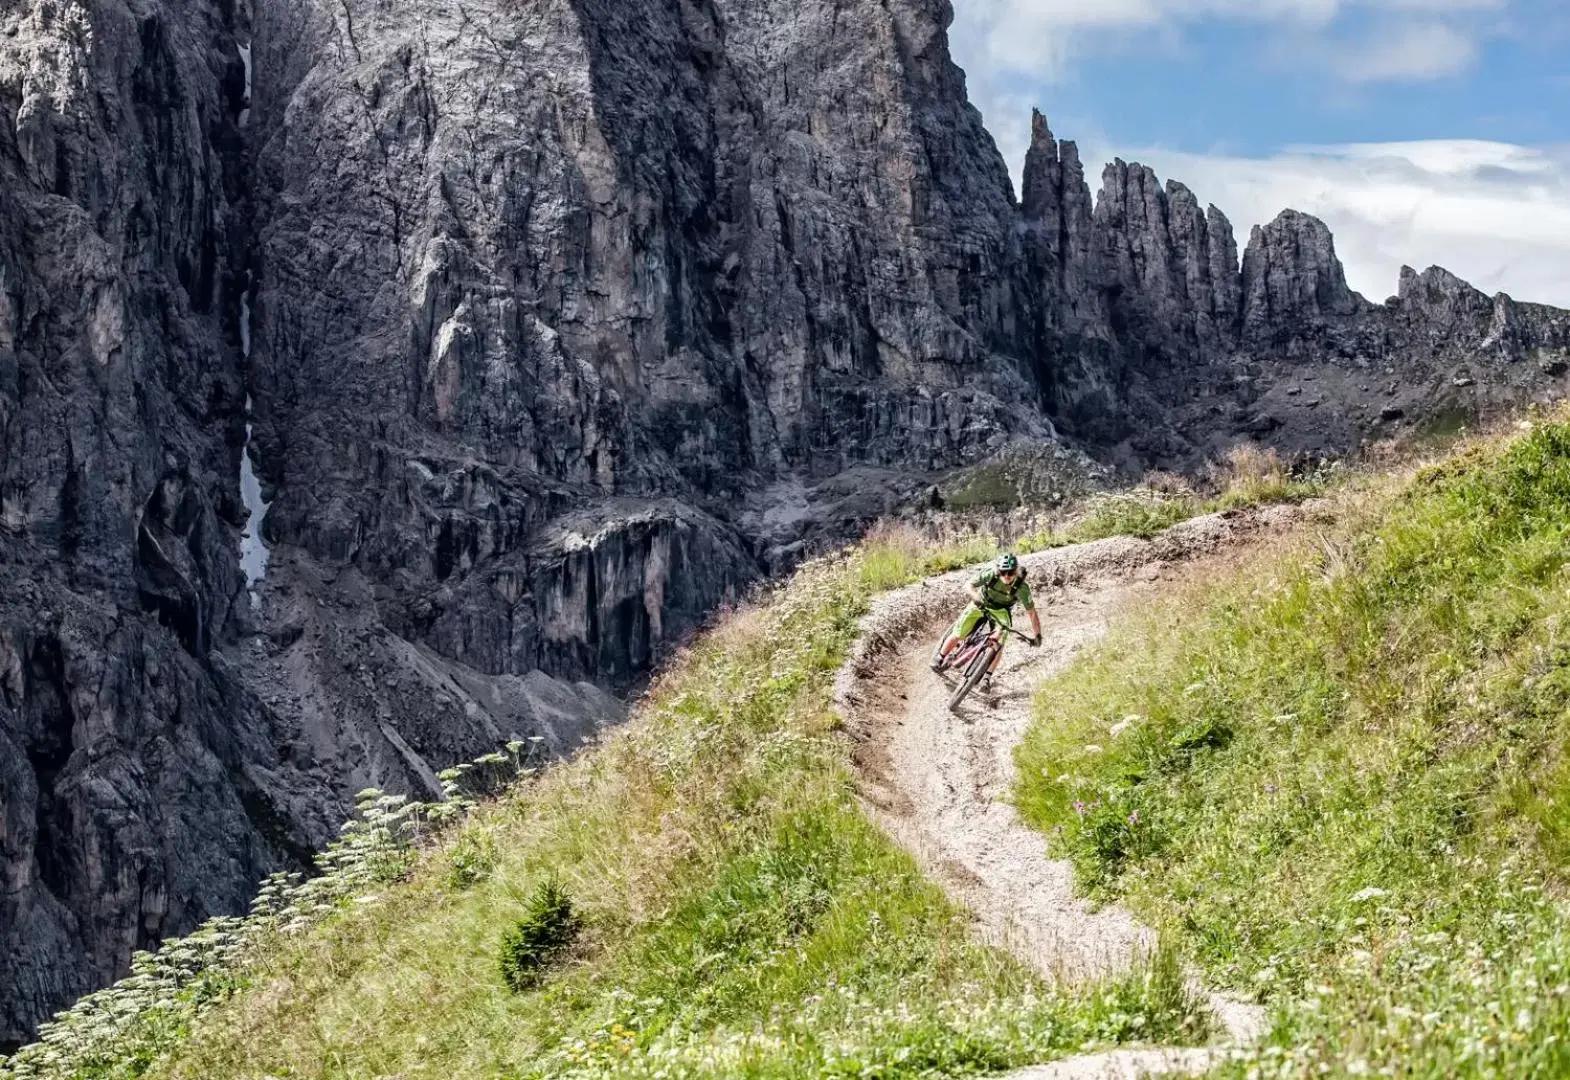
[948,641,998,712]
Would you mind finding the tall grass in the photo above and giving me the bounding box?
[1206,444,1328,511]
[858,522,1002,590]
[1015,421,1570,1077]
[1007,445,1337,554]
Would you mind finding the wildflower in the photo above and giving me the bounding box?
[1109,715,1141,737]
[1349,886,1388,904]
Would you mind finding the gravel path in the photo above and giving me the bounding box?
[833,509,1304,1078]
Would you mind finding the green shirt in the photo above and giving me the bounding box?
[973,570,1034,614]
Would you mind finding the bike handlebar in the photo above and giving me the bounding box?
[978,611,1037,643]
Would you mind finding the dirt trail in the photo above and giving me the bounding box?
[834,508,1307,1078]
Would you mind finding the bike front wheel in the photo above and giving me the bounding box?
[948,641,998,712]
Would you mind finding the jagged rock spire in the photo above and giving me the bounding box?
[1240,209,1360,346]
[1020,110,1102,335]
[1093,160,1242,355]
[1020,109,1060,222]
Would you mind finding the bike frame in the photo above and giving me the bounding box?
[938,611,1034,711]
[943,612,1033,673]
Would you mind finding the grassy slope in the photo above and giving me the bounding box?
[0,447,1364,1080]
[1016,421,1570,1077]
[98,542,1201,1080]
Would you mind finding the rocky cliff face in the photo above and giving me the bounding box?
[232,0,1070,707]
[0,0,607,1045]
[4,0,1570,1045]
[0,0,263,1041]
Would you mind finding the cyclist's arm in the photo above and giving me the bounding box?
[1020,581,1042,641]
[968,574,988,606]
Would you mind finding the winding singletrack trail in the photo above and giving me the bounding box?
[834,508,1310,1079]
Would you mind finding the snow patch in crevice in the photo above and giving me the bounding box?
[238,393,271,602]
[235,37,266,606]
[239,289,251,358]
[238,41,252,127]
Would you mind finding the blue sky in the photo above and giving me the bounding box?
[948,0,1570,305]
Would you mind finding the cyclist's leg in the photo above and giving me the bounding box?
[935,604,985,665]
[987,609,1014,673]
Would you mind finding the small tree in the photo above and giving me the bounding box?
[499,877,580,992]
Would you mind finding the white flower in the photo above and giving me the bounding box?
[1349,887,1388,904]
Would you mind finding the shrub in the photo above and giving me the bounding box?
[443,827,497,890]
[1140,470,1196,497]
[1067,490,1200,542]
[498,877,580,992]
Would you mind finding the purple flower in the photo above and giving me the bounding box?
[1128,810,1140,824]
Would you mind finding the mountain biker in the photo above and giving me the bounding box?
[931,554,1043,690]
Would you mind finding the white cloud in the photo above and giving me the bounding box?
[1068,137,1570,305]
[951,0,1504,82]
[1330,21,1480,81]
[958,0,1504,35]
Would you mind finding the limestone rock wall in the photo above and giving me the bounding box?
[0,0,261,1042]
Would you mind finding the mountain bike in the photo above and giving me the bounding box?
[933,610,1035,712]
